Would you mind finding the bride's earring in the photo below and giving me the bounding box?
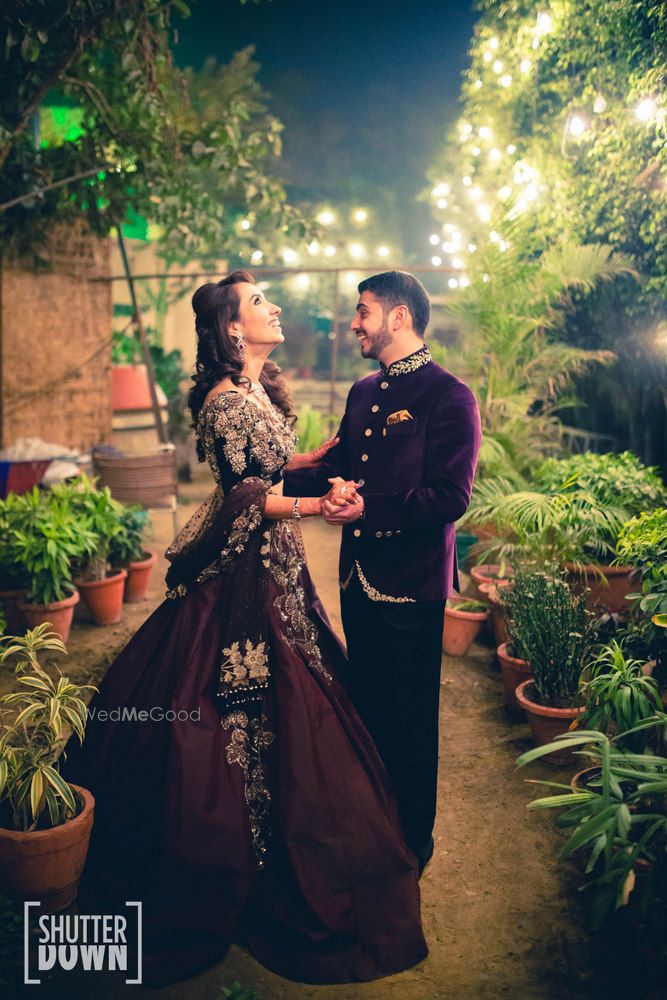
[234,334,245,353]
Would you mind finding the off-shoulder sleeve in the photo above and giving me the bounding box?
[199,395,266,494]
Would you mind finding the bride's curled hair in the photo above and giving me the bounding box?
[188,270,296,461]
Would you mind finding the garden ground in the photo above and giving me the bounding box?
[19,470,657,1000]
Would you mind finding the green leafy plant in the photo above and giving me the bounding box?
[517,719,667,930]
[53,474,126,582]
[448,597,487,613]
[295,405,335,453]
[501,570,595,706]
[108,506,151,569]
[535,452,667,519]
[617,509,667,673]
[463,476,627,569]
[579,641,662,751]
[9,489,97,605]
[221,984,262,1000]
[0,625,97,832]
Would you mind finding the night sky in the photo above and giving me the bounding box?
[174,0,477,256]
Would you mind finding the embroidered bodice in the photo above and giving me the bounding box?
[197,391,297,493]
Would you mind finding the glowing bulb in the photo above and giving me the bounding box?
[489,37,499,50]
[461,125,472,136]
[307,240,320,255]
[452,257,464,269]
[498,185,512,201]
[460,276,470,287]
[282,248,298,264]
[462,175,472,186]
[635,98,657,122]
[324,245,336,257]
[467,243,477,252]
[479,126,492,139]
[483,51,493,62]
[520,59,532,74]
[433,183,450,197]
[489,147,502,161]
[437,198,448,209]
[250,250,263,263]
[482,273,490,282]
[536,11,553,34]
[444,224,456,233]
[349,243,365,259]
[477,204,491,222]
[472,146,481,156]
[474,79,483,89]
[295,273,310,291]
[317,209,336,226]
[489,231,500,243]
[344,272,359,286]
[499,75,512,88]
[240,218,251,231]
[442,241,454,253]
[524,182,538,201]
[499,240,509,252]
[429,234,441,245]
[353,208,368,223]
[492,60,503,74]
[469,186,482,201]
[507,143,517,154]
[448,278,459,289]
[568,114,587,137]
[593,95,607,114]
[532,36,539,49]
[431,255,442,266]
[377,245,390,258]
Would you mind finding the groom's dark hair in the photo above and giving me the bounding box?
[358,271,430,336]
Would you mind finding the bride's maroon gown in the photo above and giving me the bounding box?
[61,391,427,986]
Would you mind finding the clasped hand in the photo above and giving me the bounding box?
[321,477,364,524]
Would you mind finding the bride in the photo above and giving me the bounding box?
[61,270,427,987]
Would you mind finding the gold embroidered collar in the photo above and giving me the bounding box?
[380,346,432,378]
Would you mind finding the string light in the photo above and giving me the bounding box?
[352,208,368,223]
[477,204,491,222]
[317,209,336,226]
[472,146,481,155]
[500,75,512,88]
[344,272,358,286]
[483,51,493,62]
[324,245,336,257]
[307,240,320,255]
[469,186,482,200]
[467,243,477,252]
[349,242,365,259]
[635,98,658,121]
[498,185,512,200]
[251,250,263,263]
[448,278,459,288]
[474,79,483,89]
[489,147,502,161]
[431,255,443,266]
[452,257,464,269]
[492,60,504,74]
[282,248,298,264]
[462,175,472,186]
[568,113,588,137]
[535,11,553,35]
[240,218,251,231]
[460,276,470,287]
[377,245,390,258]
[429,234,441,245]
[479,125,493,139]
[489,37,499,50]
[593,95,607,114]
[520,59,532,74]
[433,182,451,196]
[437,198,448,208]
[294,274,310,291]
[507,143,517,154]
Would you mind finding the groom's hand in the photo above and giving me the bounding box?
[322,480,364,524]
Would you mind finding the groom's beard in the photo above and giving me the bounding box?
[358,319,392,359]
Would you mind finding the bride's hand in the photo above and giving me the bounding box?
[288,436,339,471]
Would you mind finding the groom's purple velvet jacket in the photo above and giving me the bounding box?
[284,346,482,602]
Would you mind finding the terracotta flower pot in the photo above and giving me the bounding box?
[443,602,488,656]
[565,563,636,612]
[124,550,157,603]
[515,679,584,765]
[571,766,602,792]
[479,582,509,648]
[497,642,533,714]
[0,587,27,635]
[0,785,94,913]
[19,591,80,643]
[76,569,127,625]
[470,563,514,599]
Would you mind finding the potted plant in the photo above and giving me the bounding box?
[13,490,96,643]
[534,452,667,611]
[503,571,595,762]
[579,641,663,752]
[68,476,128,626]
[496,640,532,716]
[0,493,33,635]
[478,581,510,648]
[109,506,155,603]
[443,597,488,656]
[616,508,667,681]
[0,625,97,912]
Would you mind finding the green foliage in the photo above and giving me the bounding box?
[0,2,310,266]
[517,720,667,930]
[463,475,628,568]
[0,625,97,832]
[535,452,667,516]
[7,489,97,605]
[109,506,151,568]
[617,508,667,666]
[221,984,262,1000]
[295,405,333,453]
[51,474,125,581]
[501,570,595,706]
[580,641,662,751]
[440,232,632,481]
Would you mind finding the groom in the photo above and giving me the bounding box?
[285,271,481,874]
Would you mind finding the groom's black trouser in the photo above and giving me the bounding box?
[340,571,445,858]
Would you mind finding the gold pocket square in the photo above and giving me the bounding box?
[386,409,413,425]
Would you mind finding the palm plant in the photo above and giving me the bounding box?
[0,625,97,832]
[438,225,637,482]
[579,641,662,752]
[617,509,667,673]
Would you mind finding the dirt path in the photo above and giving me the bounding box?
[13,474,623,999]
